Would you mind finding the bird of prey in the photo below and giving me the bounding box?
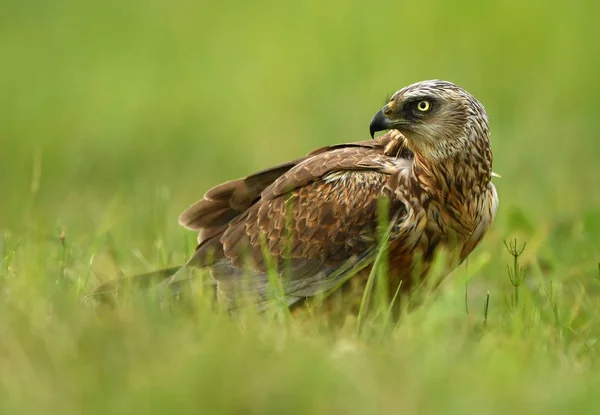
[94,80,498,314]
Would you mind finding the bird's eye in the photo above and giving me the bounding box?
[416,100,431,112]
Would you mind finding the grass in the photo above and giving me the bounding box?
[1,0,600,413]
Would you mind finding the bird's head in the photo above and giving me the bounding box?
[369,80,490,161]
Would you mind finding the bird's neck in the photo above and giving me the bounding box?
[411,141,492,200]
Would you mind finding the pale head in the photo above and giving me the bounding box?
[369,80,490,161]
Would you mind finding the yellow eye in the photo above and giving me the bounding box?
[417,100,431,112]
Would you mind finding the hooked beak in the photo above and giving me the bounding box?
[369,108,395,139]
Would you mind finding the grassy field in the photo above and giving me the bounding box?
[1,0,600,413]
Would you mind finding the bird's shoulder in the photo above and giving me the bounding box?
[261,131,410,201]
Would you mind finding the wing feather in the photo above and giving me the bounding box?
[175,132,411,307]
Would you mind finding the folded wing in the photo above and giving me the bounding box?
[176,133,411,308]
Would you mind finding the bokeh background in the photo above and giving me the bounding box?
[1,1,600,413]
[3,0,599,241]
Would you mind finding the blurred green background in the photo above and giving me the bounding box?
[3,0,599,236]
[1,0,600,413]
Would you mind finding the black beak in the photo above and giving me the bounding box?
[369,108,393,139]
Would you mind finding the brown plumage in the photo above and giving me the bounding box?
[94,80,498,314]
